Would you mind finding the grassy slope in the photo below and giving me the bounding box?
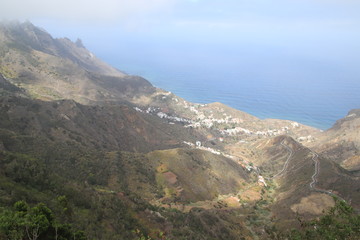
[0,87,255,239]
[1,21,359,239]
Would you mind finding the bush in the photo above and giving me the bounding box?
[286,199,360,240]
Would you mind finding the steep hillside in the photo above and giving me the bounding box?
[0,95,207,153]
[0,20,359,239]
[247,136,360,229]
[0,104,255,239]
[0,147,255,240]
[0,21,124,77]
[147,148,249,202]
[311,110,360,172]
[0,21,155,104]
[0,77,256,238]
[0,22,320,144]
[0,73,25,97]
[136,90,320,150]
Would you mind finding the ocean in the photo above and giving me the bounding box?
[102,45,360,130]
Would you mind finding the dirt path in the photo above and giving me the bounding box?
[271,140,293,179]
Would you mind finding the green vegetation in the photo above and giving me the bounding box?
[0,114,253,239]
[290,199,360,240]
[0,200,86,240]
[0,65,18,79]
[267,199,360,240]
[1,21,359,240]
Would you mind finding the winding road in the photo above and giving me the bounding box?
[271,140,346,201]
[309,152,319,189]
[271,140,293,179]
[308,151,346,201]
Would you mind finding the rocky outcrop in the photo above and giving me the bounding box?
[0,21,155,104]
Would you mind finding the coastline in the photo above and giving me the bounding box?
[110,62,342,130]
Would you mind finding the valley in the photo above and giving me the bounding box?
[0,21,359,240]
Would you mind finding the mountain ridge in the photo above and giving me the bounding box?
[0,21,359,239]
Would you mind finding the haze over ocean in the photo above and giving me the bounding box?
[102,44,360,130]
[3,0,358,130]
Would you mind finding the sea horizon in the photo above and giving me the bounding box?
[103,51,358,131]
[29,0,360,131]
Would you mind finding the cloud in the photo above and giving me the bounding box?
[0,0,176,23]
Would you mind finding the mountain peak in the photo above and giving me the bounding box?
[0,20,359,239]
[75,38,85,48]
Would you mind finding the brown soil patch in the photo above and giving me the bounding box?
[223,196,241,208]
[163,171,178,185]
[239,188,262,202]
[290,193,335,215]
[341,155,360,171]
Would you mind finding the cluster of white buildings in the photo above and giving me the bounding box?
[220,126,292,137]
[184,113,243,129]
[182,141,222,156]
[134,106,192,124]
[297,135,315,142]
[134,106,161,114]
[133,107,143,113]
[156,112,192,124]
[220,127,251,136]
[134,100,306,144]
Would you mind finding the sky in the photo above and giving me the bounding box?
[1,0,360,128]
[1,0,359,64]
[9,0,356,69]
[2,0,359,48]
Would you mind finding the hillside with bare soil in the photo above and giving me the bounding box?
[0,21,359,239]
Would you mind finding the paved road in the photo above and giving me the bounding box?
[309,151,346,201]
[263,138,346,202]
[310,152,319,189]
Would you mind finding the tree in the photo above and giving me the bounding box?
[0,200,87,240]
[287,199,360,240]
[24,203,53,240]
[0,208,25,240]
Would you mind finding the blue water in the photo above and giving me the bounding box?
[100,46,360,130]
